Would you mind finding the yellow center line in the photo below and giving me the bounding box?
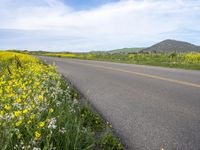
[54,59,200,88]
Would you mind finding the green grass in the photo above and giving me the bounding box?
[80,106,106,131]
[99,133,124,150]
[39,52,200,70]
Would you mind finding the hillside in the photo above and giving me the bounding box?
[109,47,145,54]
[142,39,200,53]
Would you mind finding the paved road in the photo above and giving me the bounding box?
[40,57,200,150]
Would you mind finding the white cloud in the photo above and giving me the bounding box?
[0,0,200,51]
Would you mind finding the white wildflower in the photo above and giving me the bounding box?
[14,144,18,150]
[56,101,62,106]
[48,118,57,129]
[59,127,66,134]
[0,115,5,120]
[33,147,41,150]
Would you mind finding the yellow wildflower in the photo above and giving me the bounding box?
[14,111,22,117]
[0,110,4,115]
[30,114,36,119]
[32,104,35,108]
[16,98,22,103]
[38,95,43,101]
[0,89,2,94]
[35,131,41,140]
[16,120,22,127]
[23,109,28,114]
[27,120,32,124]
[38,121,45,128]
[4,104,11,110]
[17,133,22,139]
[49,108,54,113]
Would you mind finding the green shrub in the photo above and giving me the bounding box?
[100,133,124,150]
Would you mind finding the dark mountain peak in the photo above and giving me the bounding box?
[163,39,176,42]
[160,39,195,45]
[143,39,200,53]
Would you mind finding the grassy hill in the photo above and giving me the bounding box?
[142,39,200,53]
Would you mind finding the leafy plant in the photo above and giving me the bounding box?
[100,133,124,150]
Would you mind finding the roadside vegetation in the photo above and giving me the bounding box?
[39,52,200,70]
[0,51,124,150]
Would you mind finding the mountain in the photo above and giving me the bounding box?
[108,48,145,54]
[142,39,200,53]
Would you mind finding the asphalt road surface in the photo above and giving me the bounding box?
[40,56,200,150]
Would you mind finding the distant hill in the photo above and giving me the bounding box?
[142,39,200,53]
[109,48,145,54]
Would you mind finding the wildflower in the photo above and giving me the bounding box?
[16,120,22,126]
[34,131,41,140]
[59,127,66,134]
[56,101,62,106]
[33,147,41,150]
[4,104,11,110]
[38,95,43,101]
[14,144,19,149]
[30,114,36,119]
[14,111,22,117]
[38,121,45,128]
[16,98,22,103]
[0,110,4,115]
[48,118,57,129]
[49,108,54,113]
[0,115,5,120]
[17,133,22,139]
[22,109,28,114]
[32,104,36,108]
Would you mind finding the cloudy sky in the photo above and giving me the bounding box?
[0,0,200,51]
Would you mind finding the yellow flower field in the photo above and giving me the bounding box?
[0,52,95,150]
[184,53,200,63]
[45,53,77,58]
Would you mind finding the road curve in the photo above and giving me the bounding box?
[40,56,200,150]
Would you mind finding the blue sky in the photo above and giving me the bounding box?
[62,0,119,10]
[0,0,200,51]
